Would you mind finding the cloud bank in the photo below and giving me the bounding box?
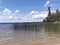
[0,8,48,23]
[0,0,48,23]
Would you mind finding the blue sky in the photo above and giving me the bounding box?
[0,0,60,23]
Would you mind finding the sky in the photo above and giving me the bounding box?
[0,0,60,23]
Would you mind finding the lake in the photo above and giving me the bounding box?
[0,23,60,45]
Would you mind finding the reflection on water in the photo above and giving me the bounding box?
[0,23,60,45]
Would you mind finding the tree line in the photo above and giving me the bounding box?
[43,7,60,22]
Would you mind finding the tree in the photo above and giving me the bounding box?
[48,7,51,16]
[56,9,59,13]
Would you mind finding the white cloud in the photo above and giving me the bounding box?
[44,0,57,7]
[0,8,48,22]
[44,0,50,7]
[21,11,48,22]
[33,13,48,19]
[3,8,12,14]
[0,8,22,22]
[29,11,38,15]
[15,10,20,13]
[9,16,13,19]
[32,11,48,21]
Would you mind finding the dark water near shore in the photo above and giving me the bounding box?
[0,23,60,45]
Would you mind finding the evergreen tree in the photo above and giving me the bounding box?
[48,7,51,16]
[56,9,59,13]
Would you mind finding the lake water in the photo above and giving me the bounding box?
[0,23,60,45]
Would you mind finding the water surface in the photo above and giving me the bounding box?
[0,23,60,45]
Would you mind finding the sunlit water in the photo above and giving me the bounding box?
[0,23,60,45]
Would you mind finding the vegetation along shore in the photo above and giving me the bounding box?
[43,7,60,23]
